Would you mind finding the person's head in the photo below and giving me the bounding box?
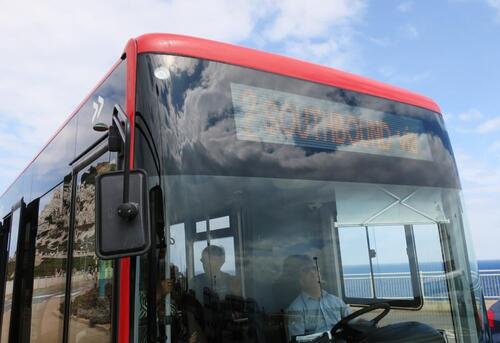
[291,255,321,294]
[200,245,225,275]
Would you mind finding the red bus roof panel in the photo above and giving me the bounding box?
[135,33,441,113]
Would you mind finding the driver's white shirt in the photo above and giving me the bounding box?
[286,290,351,341]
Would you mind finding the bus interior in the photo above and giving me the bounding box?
[156,174,473,342]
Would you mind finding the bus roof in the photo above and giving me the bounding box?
[1,33,441,200]
[136,33,441,113]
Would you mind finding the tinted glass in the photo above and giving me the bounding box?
[0,219,8,336]
[30,178,71,343]
[137,54,459,188]
[30,117,76,202]
[135,55,482,342]
[75,61,126,158]
[67,154,116,343]
[1,208,20,342]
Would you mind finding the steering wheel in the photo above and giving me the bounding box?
[330,302,390,339]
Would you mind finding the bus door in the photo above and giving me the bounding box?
[0,201,24,343]
[65,148,118,343]
[0,215,11,341]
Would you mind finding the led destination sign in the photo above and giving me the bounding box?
[231,83,433,161]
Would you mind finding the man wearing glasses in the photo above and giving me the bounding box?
[286,255,351,341]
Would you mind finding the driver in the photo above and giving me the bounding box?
[286,255,351,341]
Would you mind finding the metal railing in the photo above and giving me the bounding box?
[479,270,500,299]
[344,269,500,300]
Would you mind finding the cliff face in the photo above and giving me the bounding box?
[36,183,70,257]
[34,161,116,269]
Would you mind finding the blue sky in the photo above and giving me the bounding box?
[1,0,499,259]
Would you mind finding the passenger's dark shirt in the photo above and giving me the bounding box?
[190,272,234,304]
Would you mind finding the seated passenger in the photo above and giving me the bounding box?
[286,255,351,342]
[190,245,239,304]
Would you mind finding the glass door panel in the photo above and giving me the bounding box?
[67,155,116,343]
[1,208,21,342]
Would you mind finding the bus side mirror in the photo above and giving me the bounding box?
[95,170,151,259]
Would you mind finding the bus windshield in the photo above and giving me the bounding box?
[134,54,485,342]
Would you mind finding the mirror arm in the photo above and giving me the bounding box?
[112,105,139,221]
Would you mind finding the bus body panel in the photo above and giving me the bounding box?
[117,37,139,343]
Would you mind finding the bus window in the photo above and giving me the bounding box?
[67,155,116,343]
[338,225,421,307]
[0,216,11,340]
[411,224,454,339]
[30,178,72,343]
[338,227,372,298]
[196,216,231,233]
[170,223,187,280]
[369,226,417,300]
[193,237,236,277]
[133,52,484,342]
[171,215,240,305]
[196,216,229,233]
[1,207,21,342]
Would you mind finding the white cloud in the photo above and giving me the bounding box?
[476,116,500,133]
[455,152,500,193]
[377,66,430,84]
[366,36,391,47]
[0,0,366,195]
[263,0,366,71]
[488,139,500,153]
[445,109,500,135]
[282,34,359,70]
[454,151,500,259]
[264,0,365,41]
[397,1,414,13]
[487,0,500,20]
[453,113,500,134]
[442,112,454,121]
[457,108,483,121]
[401,24,419,39]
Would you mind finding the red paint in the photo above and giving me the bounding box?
[118,257,131,342]
[117,38,138,343]
[135,33,441,114]
[487,309,495,329]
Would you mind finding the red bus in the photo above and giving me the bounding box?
[0,33,490,343]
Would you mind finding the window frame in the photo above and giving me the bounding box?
[27,180,71,343]
[64,144,118,343]
[1,200,27,343]
[337,224,423,309]
[0,214,12,337]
